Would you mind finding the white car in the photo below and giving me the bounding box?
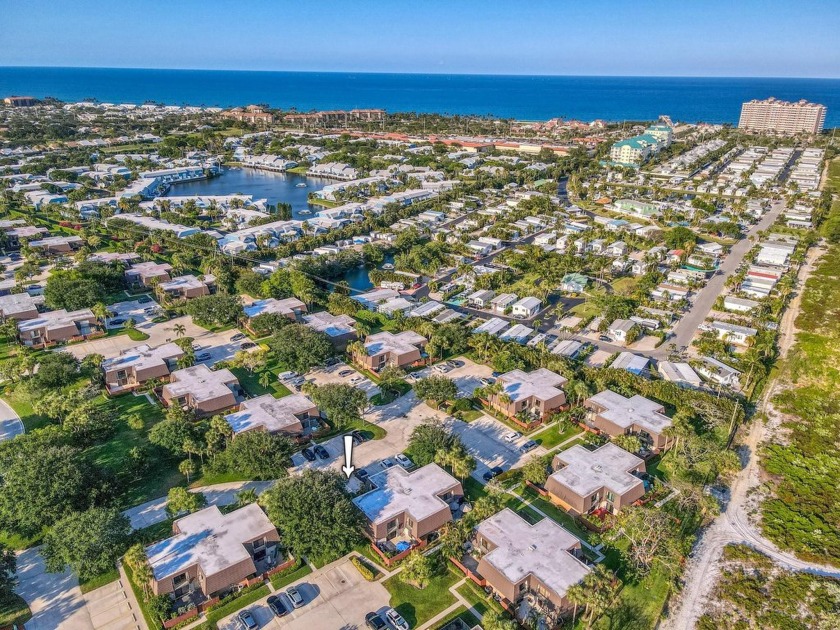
[385,608,410,630]
[502,431,521,443]
[394,453,413,468]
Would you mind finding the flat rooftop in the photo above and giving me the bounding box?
[224,393,315,434]
[364,330,426,357]
[146,504,274,580]
[0,292,38,317]
[588,390,672,434]
[244,297,306,319]
[353,463,458,526]
[302,311,356,337]
[477,508,590,599]
[159,274,215,292]
[165,364,238,403]
[18,308,94,333]
[551,443,644,497]
[498,368,567,403]
[102,342,184,373]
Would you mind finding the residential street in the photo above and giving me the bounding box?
[663,244,835,630]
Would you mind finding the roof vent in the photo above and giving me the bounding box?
[529,544,537,551]
[593,465,603,472]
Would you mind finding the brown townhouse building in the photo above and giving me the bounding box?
[17,308,97,347]
[223,393,318,438]
[145,504,280,600]
[158,274,216,300]
[28,235,84,255]
[125,261,173,287]
[355,330,427,371]
[584,390,674,452]
[546,443,646,515]
[101,342,185,394]
[353,464,463,544]
[474,508,591,610]
[0,293,40,322]
[301,311,357,350]
[162,364,241,415]
[487,368,568,422]
[242,297,307,329]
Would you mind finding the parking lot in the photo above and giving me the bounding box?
[104,297,161,330]
[409,355,495,397]
[448,414,546,480]
[217,557,390,630]
[305,361,381,399]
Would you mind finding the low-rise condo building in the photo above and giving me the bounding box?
[162,364,241,415]
[355,331,427,371]
[547,443,646,515]
[487,368,567,424]
[224,393,318,437]
[102,342,185,394]
[585,390,673,452]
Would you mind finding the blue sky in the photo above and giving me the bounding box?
[2,0,839,77]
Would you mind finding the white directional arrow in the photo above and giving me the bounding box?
[341,434,355,478]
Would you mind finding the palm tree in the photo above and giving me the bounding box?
[123,544,153,599]
[173,323,186,338]
[91,302,109,325]
[259,370,272,390]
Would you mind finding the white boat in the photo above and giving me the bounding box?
[295,182,308,188]
[298,209,312,216]
[382,263,394,270]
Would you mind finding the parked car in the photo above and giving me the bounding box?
[339,369,354,377]
[482,466,505,482]
[301,448,316,462]
[277,371,298,381]
[356,469,370,484]
[195,352,211,361]
[502,431,520,443]
[350,376,365,385]
[394,453,413,468]
[519,440,538,453]
[137,295,152,304]
[365,612,387,630]
[351,430,368,443]
[237,610,259,630]
[313,445,330,460]
[479,377,495,386]
[231,333,247,342]
[380,458,395,469]
[385,608,410,630]
[286,586,304,608]
[109,318,126,326]
[266,595,288,617]
[240,341,257,349]
[599,335,611,342]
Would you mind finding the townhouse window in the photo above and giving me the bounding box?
[518,582,527,593]
[173,572,188,588]
[253,537,265,551]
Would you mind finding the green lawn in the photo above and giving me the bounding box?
[532,423,582,450]
[518,484,591,541]
[433,606,480,630]
[87,394,185,508]
[79,568,120,594]
[382,564,462,627]
[230,365,291,398]
[269,562,313,590]
[0,594,32,628]
[456,579,505,618]
[4,386,52,432]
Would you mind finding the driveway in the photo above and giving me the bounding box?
[0,397,24,442]
[82,578,143,630]
[16,547,93,630]
[217,557,390,630]
[306,362,380,399]
[410,356,494,397]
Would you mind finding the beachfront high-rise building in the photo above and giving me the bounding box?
[738,98,826,134]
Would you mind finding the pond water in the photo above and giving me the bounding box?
[341,254,395,292]
[165,166,333,220]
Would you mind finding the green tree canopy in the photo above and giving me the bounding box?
[267,324,334,373]
[42,507,131,580]
[304,382,368,429]
[260,469,363,561]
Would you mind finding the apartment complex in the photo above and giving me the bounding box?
[162,364,240,415]
[221,105,274,126]
[125,261,173,287]
[738,98,826,134]
[547,443,646,515]
[102,342,185,394]
[584,390,673,452]
[158,274,216,300]
[487,368,567,423]
[17,308,97,347]
[145,504,280,599]
[353,463,462,544]
[0,293,40,322]
[243,297,307,323]
[224,393,318,437]
[356,330,427,371]
[609,125,673,167]
[473,508,591,610]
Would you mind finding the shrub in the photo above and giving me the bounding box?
[351,555,376,581]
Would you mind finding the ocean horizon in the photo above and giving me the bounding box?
[2,66,840,126]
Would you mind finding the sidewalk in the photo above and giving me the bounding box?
[0,397,24,442]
